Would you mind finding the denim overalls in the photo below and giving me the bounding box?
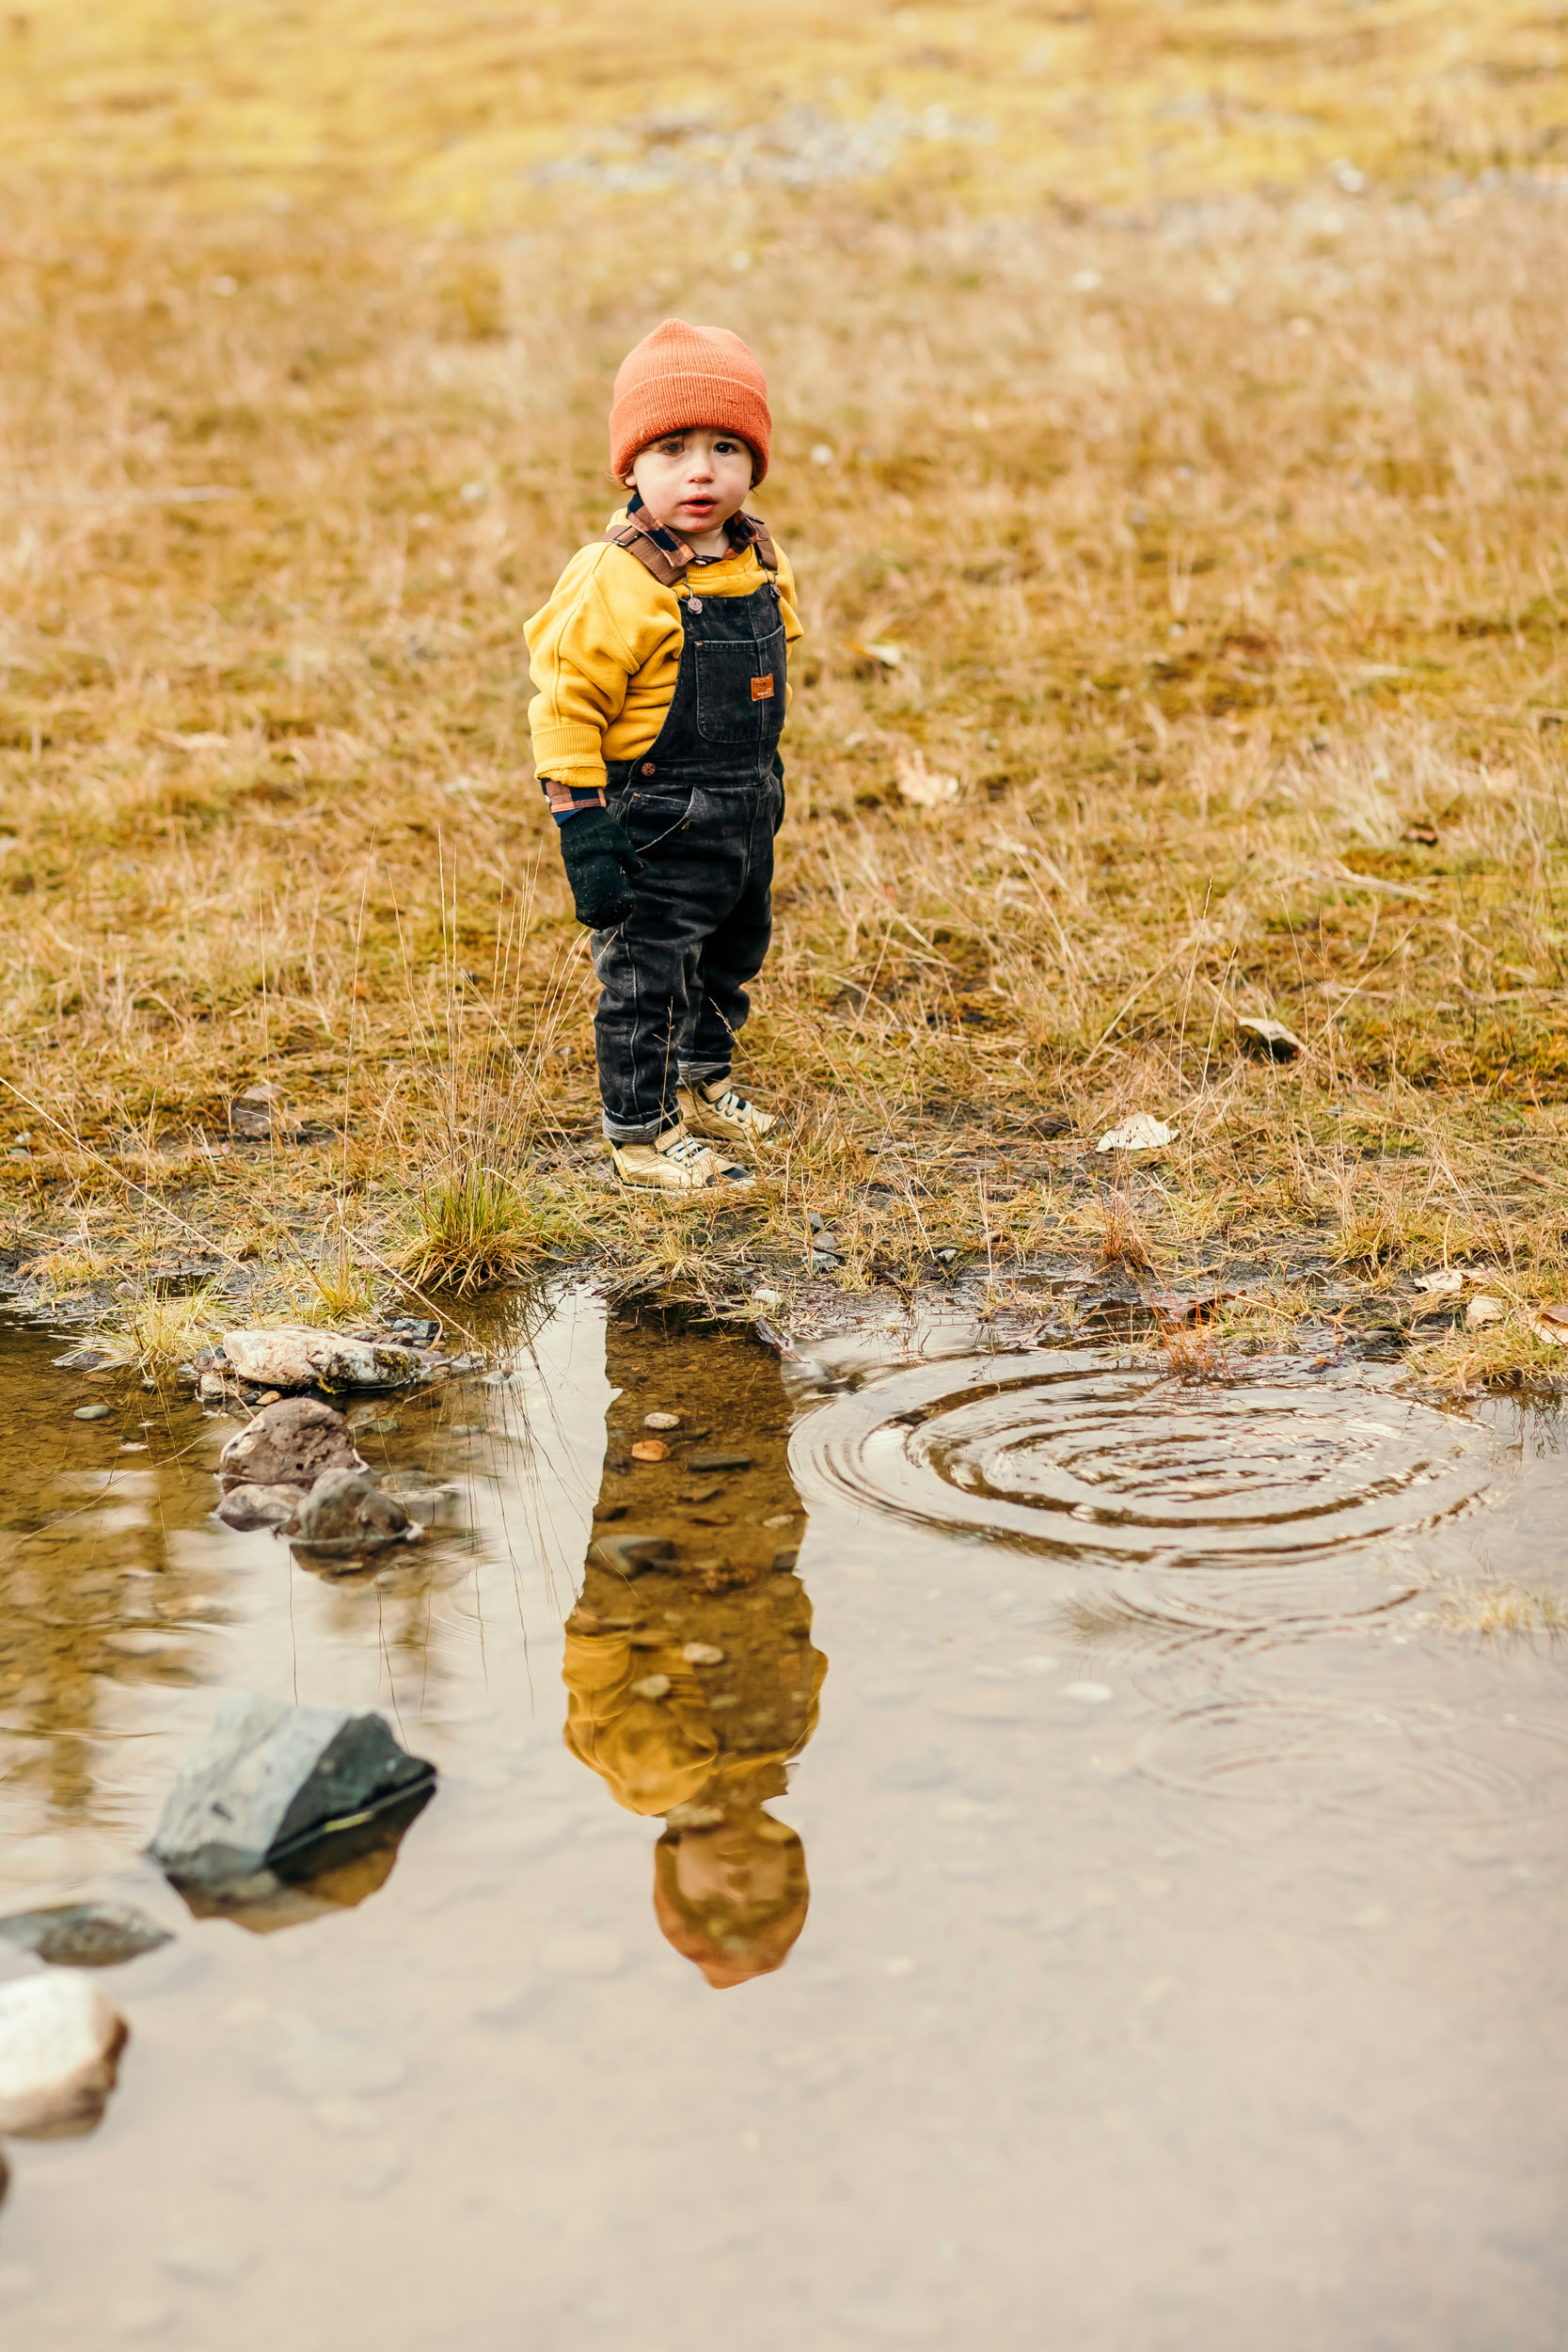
[592,515,788,1144]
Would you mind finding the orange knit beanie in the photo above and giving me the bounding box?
[610,319,771,485]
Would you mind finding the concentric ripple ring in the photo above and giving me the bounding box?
[795,1352,1495,1624]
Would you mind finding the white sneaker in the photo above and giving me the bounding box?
[675,1077,778,1149]
[608,1120,754,1199]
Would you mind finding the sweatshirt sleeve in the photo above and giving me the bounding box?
[775,547,803,706]
[524,543,683,790]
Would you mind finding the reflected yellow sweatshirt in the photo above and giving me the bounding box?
[524,507,802,800]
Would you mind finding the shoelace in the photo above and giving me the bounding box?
[662,1131,712,1166]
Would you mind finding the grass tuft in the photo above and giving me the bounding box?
[398,1167,554,1297]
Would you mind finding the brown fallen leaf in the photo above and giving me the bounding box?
[1465,1295,1505,1327]
[1530,1303,1568,1346]
[629,1438,671,1463]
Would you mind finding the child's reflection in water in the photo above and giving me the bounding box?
[562,1313,825,1987]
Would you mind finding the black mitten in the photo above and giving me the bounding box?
[556,803,644,929]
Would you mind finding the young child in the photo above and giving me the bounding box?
[525,319,802,1196]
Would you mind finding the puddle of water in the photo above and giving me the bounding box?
[0,1293,1564,2348]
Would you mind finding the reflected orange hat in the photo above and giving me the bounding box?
[610,319,771,485]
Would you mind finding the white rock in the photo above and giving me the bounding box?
[220,1327,424,1391]
[1062,1680,1114,1704]
[0,1973,128,2137]
[1096,1115,1176,1152]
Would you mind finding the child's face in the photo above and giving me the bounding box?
[624,428,754,544]
[673,1818,793,1914]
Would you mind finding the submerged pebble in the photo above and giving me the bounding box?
[74,1403,111,1422]
[0,1899,171,1968]
[164,2236,251,2288]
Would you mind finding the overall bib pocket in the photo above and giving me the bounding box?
[693,625,787,746]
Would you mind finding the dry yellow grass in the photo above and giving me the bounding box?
[0,0,1563,1364]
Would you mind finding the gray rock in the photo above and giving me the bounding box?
[221,1326,426,1391]
[73,1404,111,1422]
[291,1469,414,1555]
[0,1973,128,2137]
[219,1397,365,1490]
[688,1450,752,1472]
[587,1531,674,1578]
[0,1900,171,1967]
[215,1484,301,1533]
[149,1692,436,1894]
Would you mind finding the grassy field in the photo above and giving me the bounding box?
[0,0,1564,1388]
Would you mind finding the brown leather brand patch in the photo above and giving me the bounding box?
[751,675,775,701]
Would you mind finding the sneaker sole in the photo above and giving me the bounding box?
[610,1169,754,1201]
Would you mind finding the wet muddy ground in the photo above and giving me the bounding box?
[0,1290,1564,2348]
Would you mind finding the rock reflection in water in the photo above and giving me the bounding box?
[170,1789,434,1934]
[562,1312,824,1987]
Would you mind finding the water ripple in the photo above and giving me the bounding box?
[796,1353,1494,1626]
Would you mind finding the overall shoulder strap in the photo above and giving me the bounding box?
[602,513,692,589]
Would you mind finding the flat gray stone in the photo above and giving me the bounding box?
[0,1899,171,1968]
[221,1326,426,1391]
[587,1532,674,1577]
